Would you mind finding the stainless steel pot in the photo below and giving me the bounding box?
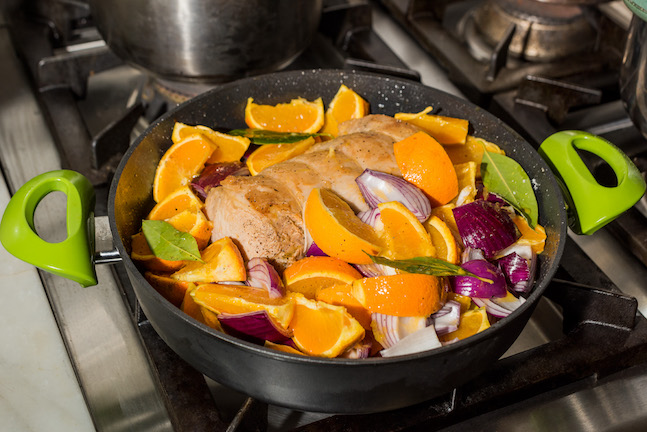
[88,0,323,83]
[620,0,647,140]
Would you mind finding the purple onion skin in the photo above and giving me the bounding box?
[452,259,507,298]
[191,161,246,199]
[306,242,328,257]
[452,200,520,259]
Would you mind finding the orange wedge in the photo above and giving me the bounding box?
[439,307,490,342]
[147,186,204,221]
[287,292,365,358]
[244,97,325,133]
[320,84,370,137]
[394,131,459,207]
[171,236,246,283]
[316,283,372,329]
[424,215,459,264]
[352,273,443,317]
[246,137,315,175]
[447,292,473,313]
[283,256,363,299]
[171,122,251,163]
[191,283,295,329]
[180,284,207,324]
[304,188,382,264]
[165,209,213,250]
[430,204,463,248]
[130,231,186,272]
[153,133,217,202]
[395,107,469,145]
[376,201,436,260]
[144,272,192,307]
[512,215,546,254]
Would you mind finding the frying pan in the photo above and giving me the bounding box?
[1,69,645,414]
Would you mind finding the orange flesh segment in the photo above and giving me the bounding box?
[244,97,325,133]
[395,107,469,145]
[283,256,362,299]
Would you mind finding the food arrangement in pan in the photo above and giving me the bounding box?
[2,70,644,413]
[134,83,548,359]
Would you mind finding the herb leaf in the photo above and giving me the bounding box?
[369,255,489,281]
[228,129,332,144]
[141,220,203,262]
[481,150,539,227]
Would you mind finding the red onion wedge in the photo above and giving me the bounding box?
[371,314,427,349]
[218,310,292,344]
[380,324,442,357]
[306,241,327,257]
[191,161,247,199]
[452,200,520,258]
[496,248,536,294]
[355,169,431,222]
[430,300,461,336]
[452,259,507,298]
[245,257,285,298]
[472,291,526,318]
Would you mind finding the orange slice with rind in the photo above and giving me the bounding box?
[304,188,382,264]
[171,236,246,283]
[191,283,295,329]
[153,133,217,202]
[171,122,251,163]
[315,283,372,329]
[424,215,459,264]
[164,209,213,250]
[144,272,192,307]
[321,84,370,137]
[147,186,204,221]
[244,97,325,133]
[283,256,363,299]
[246,137,315,176]
[376,201,436,260]
[287,292,365,358]
[352,273,443,317]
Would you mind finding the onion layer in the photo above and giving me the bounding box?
[472,291,526,318]
[380,324,442,357]
[453,200,519,258]
[245,258,284,298]
[452,259,507,298]
[430,300,461,336]
[371,314,427,349]
[355,169,432,222]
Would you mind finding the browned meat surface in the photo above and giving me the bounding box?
[204,114,419,272]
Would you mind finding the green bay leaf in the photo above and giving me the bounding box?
[141,220,203,262]
[228,128,331,144]
[481,150,539,227]
[369,255,489,282]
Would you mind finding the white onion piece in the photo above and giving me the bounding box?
[354,263,398,277]
[355,169,432,222]
[441,337,460,347]
[340,337,372,359]
[371,314,427,349]
[245,258,284,298]
[430,300,461,336]
[472,291,526,318]
[461,246,486,263]
[380,324,442,357]
[357,206,381,227]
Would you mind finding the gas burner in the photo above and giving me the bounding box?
[465,0,597,62]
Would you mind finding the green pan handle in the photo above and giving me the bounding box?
[538,130,646,235]
[0,170,97,287]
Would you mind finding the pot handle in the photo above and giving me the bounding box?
[0,170,98,287]
[538,130,646,235]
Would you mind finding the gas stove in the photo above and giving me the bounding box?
[2,1,647,431]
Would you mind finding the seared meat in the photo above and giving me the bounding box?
[204,114,420,272]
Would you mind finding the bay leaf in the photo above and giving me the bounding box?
[481,150,539,227]
[141,220,203,262]
[369,255,489,282]
[228,129,331,144]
